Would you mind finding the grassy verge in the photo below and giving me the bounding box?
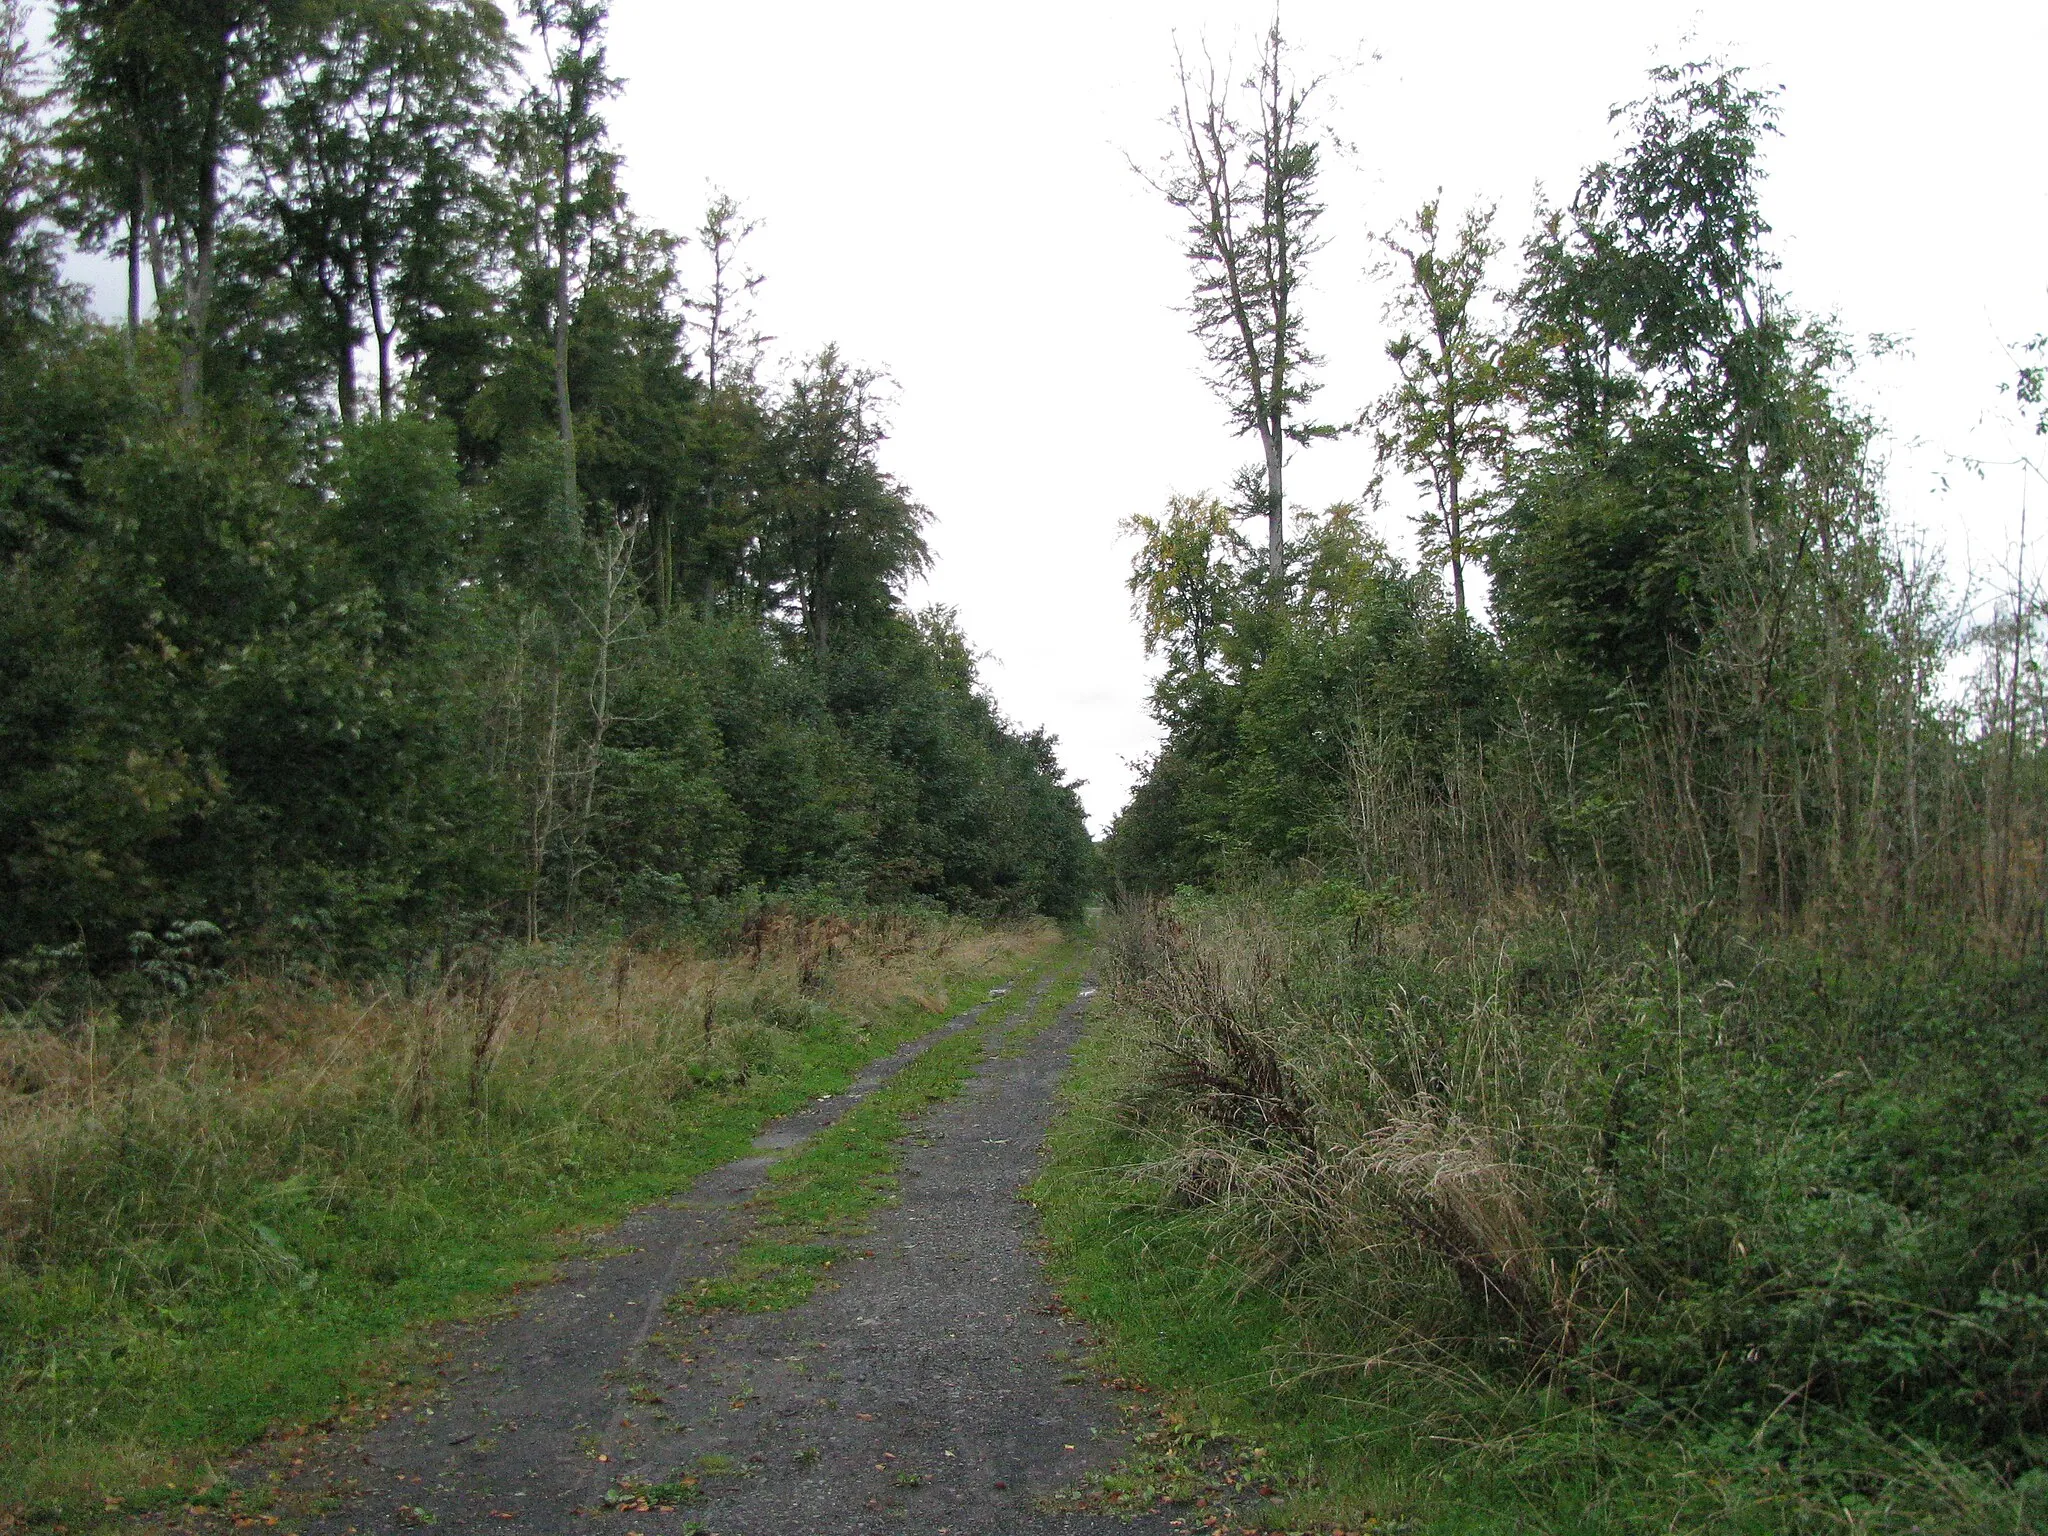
[1033,963,2045,1536]
[679,941,1088,1316]
[0,916,1060,1526]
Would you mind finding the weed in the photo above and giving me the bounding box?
[602,1475,700,1510]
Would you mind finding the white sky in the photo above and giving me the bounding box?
[56,1,2048,834]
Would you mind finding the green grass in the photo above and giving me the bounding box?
[997,964,1090,1057]
[1032,980,2047,1536]
[0,933,1059,1528]
[675,942,1087,1316]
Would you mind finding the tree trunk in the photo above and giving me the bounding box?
[368,265,395,420]
[1264,429,1284,599]
[1444,426,1467,616]
[337,331,357,425]
[178,92,226,423]
[1448,473,1466,616]
[554,131,577,515]
[652,504,672,615]
[123,194,141,370]
[144,183,168,310]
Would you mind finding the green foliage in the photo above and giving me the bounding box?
[1060,893,2048,1531]
[1374,196,1509,615]
[0,3,1092,979]
[1108,502,1498,891]
[0,0,71,350]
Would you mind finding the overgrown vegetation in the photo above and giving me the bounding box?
[0,910,1061,1517]
[1085,35,2048,1534]
[1045,894,2045,1532]
[0,0,1093,1000]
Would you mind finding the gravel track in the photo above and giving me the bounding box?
[265,974,1192,1536]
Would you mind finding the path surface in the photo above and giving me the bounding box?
[268,977,1197,1536]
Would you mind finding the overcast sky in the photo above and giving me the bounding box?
[59,0,2047,833]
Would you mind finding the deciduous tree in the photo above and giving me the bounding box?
[1374,197,1507,617]
[518,0,620,512]
[1145,19,1329,599]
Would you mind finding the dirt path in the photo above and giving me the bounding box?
[263,976,1197,1536]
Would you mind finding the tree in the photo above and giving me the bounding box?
[761,347,929,662]
[688,189,767,396]
[1375,197,1507,617]
[1124,492,1243,679]
[253,0,509,422]
[0,0,67,352]
[1145,19,1329,599]
[518,0,620,513]
[1493,62,1794,683]
[678,189,769,613]
[50,0,173,363]
[58,0,303,419]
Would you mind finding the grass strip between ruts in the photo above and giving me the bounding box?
[676,943,1088,1316]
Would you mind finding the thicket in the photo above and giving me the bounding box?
[0,0,1093,1003]
[1098,47,2047,1527]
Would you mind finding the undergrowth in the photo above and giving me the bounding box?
[0,912,1059,1523]
[1035,892,2047,1534]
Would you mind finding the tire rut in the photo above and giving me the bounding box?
[237,967,1192,1536]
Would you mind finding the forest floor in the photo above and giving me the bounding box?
[138,966,1240,1536]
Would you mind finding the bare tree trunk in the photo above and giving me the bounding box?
[1447,473,1466,615]
[1263,430,1284,598]
[319,258,359,425]
[564,527,639,927]
[554,129,577,515]
[368,264,395,420]
[144,183,168,311]
[178,89,226,423]
[527,673,566,945]
[337,330,357,425]
[651,502,672,616]
[123,197,141,370]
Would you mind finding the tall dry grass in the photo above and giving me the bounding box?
[1099,896,1587,1355]
[0,912,1048,1294]
[1352,472,2048,954]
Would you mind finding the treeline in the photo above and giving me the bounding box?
[1111,41,2042,941]
[1086,32,2047,1528]
[0,0,1093,990]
